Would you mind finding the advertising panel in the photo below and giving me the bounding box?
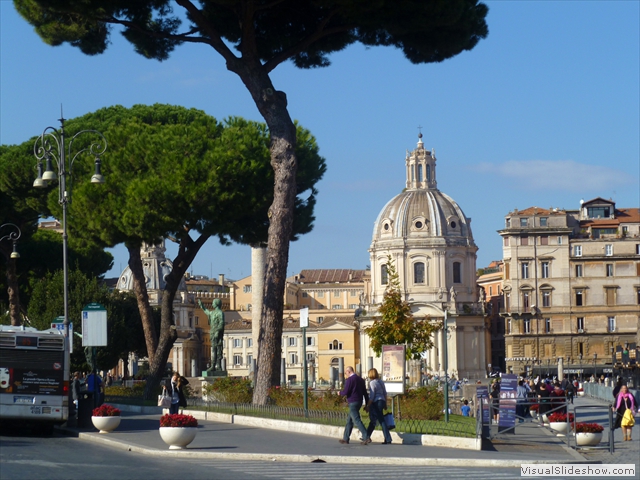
[382,345,405,394]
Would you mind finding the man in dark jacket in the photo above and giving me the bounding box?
[338,366,370,445]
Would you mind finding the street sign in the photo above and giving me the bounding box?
[299,307,309,328]
[51,319,74,353]
[81,303,107,346]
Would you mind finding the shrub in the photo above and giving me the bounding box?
[203,377,253,403]
[160,414,198,428]
[575,422,604,433]
[92,404,121,417]
[399,386,443,420]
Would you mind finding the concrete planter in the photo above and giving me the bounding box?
[549,422,570,436]
[159,427,197,449]
[576,432,602,446]
[91,415,121,433]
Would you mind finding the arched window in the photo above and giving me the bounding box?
[381,264,388,285]
[426,164,431,182]
[414,262,425,284]
[453,262,461,284]
[417,164,423,182]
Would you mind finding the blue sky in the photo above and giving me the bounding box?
[2,1,639,281]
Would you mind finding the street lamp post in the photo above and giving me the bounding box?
[578,353,583,383]
[441,305,450,423]
[0,223,22,326]
[33,113,107,353]
[593,353,597,380]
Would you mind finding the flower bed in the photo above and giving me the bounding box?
[92,404,121,417]
[160,414,198,428]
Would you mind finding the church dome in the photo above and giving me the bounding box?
[117,241,187,296]
[368,134,477,308]
[371,135,474,247]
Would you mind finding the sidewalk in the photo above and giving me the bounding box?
[60,407,591,468]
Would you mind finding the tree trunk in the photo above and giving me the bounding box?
[127,244,158,362]
[142,233,210,400]
[5,259,21,326]
[232,65,298,405]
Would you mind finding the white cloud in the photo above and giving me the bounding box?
[472,160,635,192]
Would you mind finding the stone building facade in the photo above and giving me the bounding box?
[499,198,640,378]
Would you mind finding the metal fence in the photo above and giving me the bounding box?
[188,397,476,437]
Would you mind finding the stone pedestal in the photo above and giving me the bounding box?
[201,369,228,378]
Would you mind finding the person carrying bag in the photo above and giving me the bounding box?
[613,385,636,441]
[365,368,393,444]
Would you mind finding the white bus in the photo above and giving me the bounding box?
[0,325,70,433]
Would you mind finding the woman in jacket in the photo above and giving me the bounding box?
[365,368,392,444]
[164,372,189,414]
[613,385,636,441]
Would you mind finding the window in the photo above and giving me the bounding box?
[426,164,431,181]
[578,342,584,356]
[524,318,531,334]
[541,261,549,278]
[503,237,509,246]
[636,244,640,255]
[381,264,388,285]
[540,217,548,227]
[507,319,512,334]
[414,262,425,284]
[605,244,613,256]
[317,291,324,298]
[247,355,253,366]
[542,291,551,307]
[334,290,340,297]
[306,352,315,362]
[317,316,324,323]
[557,236,563,245]
[351,290,357,297]
[233,339,242,348]
[289,353,298,364]
[577,317,584,331]
[332,305,342,310]
[306,337,314,346]
[195,316,199,326]
[302,292,308,298]
[587,206,610,219]
[243,285,252,293]
[605,288,616,306]
[505,218,511,228]
[606,264,613,277]
[349,304,358,309]
[545,318,551,334]
[520,235,529,246]
[247,338,253,347]
[540,236,548,245]
[489,286,493,296]
[575,264,583,277]
[329,340,343,350]
[288,337,297,346]
[574,245,582,257]
[505,292,511,311]
[233,355,243,366]
[576,290,584,306]
[521,262,529,279]
[520,218,528,227]
[417,164,423,182]
[505,263,510,279]
[453,262,461,283]
[608,317,616,332]
[522,291,530,311]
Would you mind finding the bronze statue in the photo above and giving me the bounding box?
[198,298,225,372]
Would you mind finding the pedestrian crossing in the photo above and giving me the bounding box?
[190,461,523,480]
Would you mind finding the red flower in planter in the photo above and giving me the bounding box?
[92,404,121,417]
[160,414,198,428]
[547,412,574,423]
[575,422,604,433]
[529,404,540,411]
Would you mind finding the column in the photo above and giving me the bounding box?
[251,245,266,361]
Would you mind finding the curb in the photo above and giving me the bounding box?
[75,430,596,468]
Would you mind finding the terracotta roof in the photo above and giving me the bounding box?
[296,269,366,284]
[318,316,357,328]
[225,319,252,331]
[617,208,640,223]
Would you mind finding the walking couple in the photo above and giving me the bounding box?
[338,366,392,445]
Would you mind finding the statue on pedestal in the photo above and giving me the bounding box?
[198,298,225,372]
